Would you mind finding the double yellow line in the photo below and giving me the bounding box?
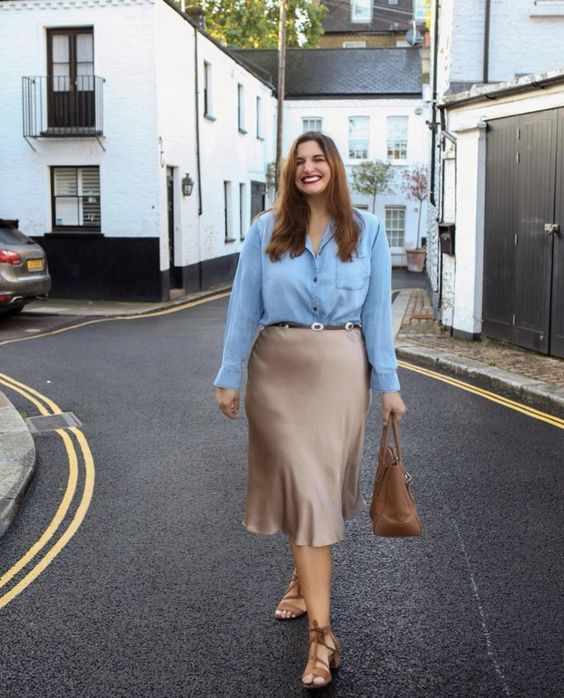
[0,372,95,609]
[397,360,564,429]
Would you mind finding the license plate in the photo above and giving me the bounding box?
[27,258,44,271]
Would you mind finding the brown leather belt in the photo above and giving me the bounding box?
[271,322,361,331]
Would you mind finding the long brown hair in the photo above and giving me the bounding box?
[265,131,363,262]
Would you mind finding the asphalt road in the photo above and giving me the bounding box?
[0,292,562,697]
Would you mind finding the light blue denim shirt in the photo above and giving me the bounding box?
[213,209,400,393]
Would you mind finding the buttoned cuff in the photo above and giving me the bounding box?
[213,364,242,391]
[370,369,400,393]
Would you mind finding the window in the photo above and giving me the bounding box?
[351,0,372,23]
[47,28,95,129]
[224,181,235,241]
[387,116,408,159]
[256,96,262,138]
[203,61,214,119]
[239,183,246,239]
[388,0,399,5]
[385,207,405,247]
[237,83,246,133]
[302,117,322,132]
[348,116,369,159]
[52,166,100,230]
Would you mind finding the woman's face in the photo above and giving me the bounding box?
[294,140,332,198]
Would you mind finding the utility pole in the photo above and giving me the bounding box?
[275,0,287,193]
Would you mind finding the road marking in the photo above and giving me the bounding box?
[0,291,232,349]
[398,360,564,429]
[0,374,94,610]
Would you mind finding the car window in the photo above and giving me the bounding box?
[0,228,33,244]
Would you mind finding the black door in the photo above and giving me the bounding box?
[47,28,95,131]
[483,108,564,358]
[250,181,266,219]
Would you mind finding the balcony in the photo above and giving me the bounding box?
[22,75,105,138]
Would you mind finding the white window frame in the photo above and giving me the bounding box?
[385,206,406,248]
[237,83,246,133]
[256,96,262,139]
[351,0,372,23]
[302,117,322,133]
[348,116,370,160]
[387,115,408,160]
[239,183,246,239]
[52,166,101,230]
[224,181,235,241]
[203,61,214,119]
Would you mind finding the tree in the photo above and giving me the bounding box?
[400,165,429,248]
[182,1,327,48]
[350,160,395,215]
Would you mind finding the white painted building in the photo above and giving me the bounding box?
[0,0,276,301]
[426,0,564,346]
[235,48,430,268]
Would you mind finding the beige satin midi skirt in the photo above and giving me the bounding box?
[243,324,371,546]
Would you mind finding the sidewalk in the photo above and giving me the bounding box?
[395,287,564,417]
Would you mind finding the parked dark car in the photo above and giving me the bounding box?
[0,219,51,316]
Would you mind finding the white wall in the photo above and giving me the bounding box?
[283,97,430,265]
[0,0,160,239]
[196,33,276,265]
[437,0,564,94]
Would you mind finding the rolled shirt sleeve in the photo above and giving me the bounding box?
[213,217,264,391]
[360,219,401,393]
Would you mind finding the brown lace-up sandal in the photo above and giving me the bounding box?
[274,569,307,620]
[301,620,341,690]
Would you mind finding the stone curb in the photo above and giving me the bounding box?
[0,391,36,539]
[395,342,564,419]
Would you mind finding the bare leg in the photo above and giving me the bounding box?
[291,543,334,687]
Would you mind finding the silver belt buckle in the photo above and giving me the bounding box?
[311,322,324,331]
[344,321,355,331]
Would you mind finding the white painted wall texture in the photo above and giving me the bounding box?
[283,98,431,266]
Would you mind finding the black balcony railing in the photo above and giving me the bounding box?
[22,75,105,138]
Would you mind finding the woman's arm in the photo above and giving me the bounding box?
[213,216,264,392]
[360,219,401,393]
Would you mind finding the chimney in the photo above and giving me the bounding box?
[186,6,206,31]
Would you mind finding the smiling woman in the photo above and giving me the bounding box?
[213,131,407,689]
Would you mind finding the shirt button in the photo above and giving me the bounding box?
[313,306,318,313]
[313,277,318,283]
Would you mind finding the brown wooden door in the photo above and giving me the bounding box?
[47,29,95,131]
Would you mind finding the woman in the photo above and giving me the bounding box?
[214,132,406,689]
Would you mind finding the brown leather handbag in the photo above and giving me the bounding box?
[369,415,422,537]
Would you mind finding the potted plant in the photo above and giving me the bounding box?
[400,165,429,272]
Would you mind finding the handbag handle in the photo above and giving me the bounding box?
[378,414,402,463]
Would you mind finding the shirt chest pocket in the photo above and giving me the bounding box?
[335,254,371,290]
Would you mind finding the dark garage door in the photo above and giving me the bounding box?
[483,108,564,358]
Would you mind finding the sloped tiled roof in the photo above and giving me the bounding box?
[232,48,422,97]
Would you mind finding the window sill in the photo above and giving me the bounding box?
[47,230,103,238]
[530,1,564,16]
[204,112,217,121]
[256,135,265,141]
[238,127,248,135]
[225,237,237,243]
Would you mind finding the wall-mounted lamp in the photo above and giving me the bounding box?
[182,173,194,197]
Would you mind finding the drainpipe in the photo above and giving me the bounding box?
[483,0,491,84]
[193,23,203,217]
[429,0,440,209]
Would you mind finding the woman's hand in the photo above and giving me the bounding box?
[215,387,240,420]
[380,391,407,425]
